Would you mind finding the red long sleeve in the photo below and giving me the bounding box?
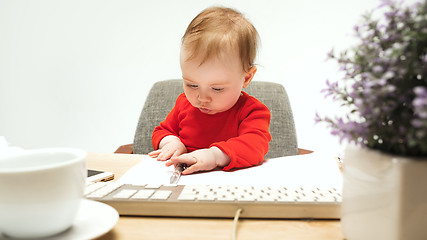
[152,92,271,170]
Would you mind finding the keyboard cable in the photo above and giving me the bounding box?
[232,208,243,240]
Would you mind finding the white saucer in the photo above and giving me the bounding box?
[0,199,119,240]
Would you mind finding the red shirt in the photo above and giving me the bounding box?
[152,92,271,170]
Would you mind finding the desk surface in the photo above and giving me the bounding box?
[88,153,344,240]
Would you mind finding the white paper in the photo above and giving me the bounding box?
[117,152,342,189]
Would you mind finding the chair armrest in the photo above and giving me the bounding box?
[297,148,313,155]
[114,144,134,154]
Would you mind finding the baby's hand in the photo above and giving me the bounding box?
[165,147,230,175]
[148,136,187,161]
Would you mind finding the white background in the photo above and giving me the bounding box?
[0,0,382,154]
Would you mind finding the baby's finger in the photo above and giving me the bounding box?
[164,159,174,167]
[182,163,200,175]
[148,150,161,158]
[170,155,199,174]
[172,150,184,158]
[157,149,175,161]
[167,154,197,167]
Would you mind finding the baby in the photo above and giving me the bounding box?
[149,7,271,174]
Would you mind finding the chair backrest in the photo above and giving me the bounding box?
[133,79,298,158]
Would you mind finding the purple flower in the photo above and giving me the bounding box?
[414,86,427,97]
[316,0,427,156]
[353,25,359,33]
[413,86,427,122]
[413,98,427,109]
[377,79,387,85]
[326,49,334,60]
[372,66,383,73]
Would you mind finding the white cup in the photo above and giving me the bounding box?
[0,148,86,239]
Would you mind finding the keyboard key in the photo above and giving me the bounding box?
[113,189,137,199]
[151,190,172,200]
[131,189,155,200]
[177,195,196,201]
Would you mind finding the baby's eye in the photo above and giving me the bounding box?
[187,84,198,88]
[212,87,224,92]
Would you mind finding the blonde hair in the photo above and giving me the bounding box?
[182,7,259,72]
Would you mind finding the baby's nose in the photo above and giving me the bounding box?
[198,91,211,102]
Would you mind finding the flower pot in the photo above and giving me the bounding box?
[341,145,427,240]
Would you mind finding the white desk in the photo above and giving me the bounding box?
[88,153,344,240]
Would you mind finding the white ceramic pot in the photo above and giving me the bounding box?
[341,145,427,240]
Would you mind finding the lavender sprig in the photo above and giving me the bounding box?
[317,0,427,156]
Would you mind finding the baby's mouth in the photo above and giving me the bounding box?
[198,107,211,114]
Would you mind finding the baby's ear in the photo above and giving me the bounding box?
[243,66,257,88]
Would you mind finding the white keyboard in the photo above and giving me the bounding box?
[85,182,341,219]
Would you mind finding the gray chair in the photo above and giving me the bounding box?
[115,79,309,158]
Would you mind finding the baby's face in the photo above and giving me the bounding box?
[180,48,251,115]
